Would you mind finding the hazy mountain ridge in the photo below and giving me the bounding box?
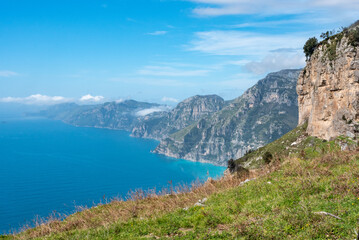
[39,100,165,131]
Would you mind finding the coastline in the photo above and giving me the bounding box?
[58,119,228,168]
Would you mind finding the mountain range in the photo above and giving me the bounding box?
[38,69,301,166]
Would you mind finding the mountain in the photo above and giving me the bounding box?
[37,70,300,166]
[131,95,225,140]
[154,69,301,166]
[39,100,167,131]
[298,25,359,140]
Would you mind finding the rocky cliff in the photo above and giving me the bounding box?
[131,95,225,140]
[155,69,301,165]
[297,26,359,140]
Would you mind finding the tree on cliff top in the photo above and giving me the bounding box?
[303,37,318,61]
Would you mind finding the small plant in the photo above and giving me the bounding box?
[263,151,273,164]
[348,28,359,47]
[303,37,318,60]
[320,30,336,40]
[326,39,338,61]
[236,166,249,178]
[227,159,236,173]
[300,149,306,159]
[244,149,253,156]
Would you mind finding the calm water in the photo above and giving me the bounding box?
[0,117,225,234]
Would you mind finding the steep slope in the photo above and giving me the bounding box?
[10,130,359,239]
[154,69,301,166]
[40,100,165,131]
[131,95,225,140]
[298,25,359,140]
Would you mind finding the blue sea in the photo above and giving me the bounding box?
[0,117,225,234]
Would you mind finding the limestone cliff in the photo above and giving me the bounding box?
[131,95,225,140]
[297,26,359,140]
[155,69,301,166]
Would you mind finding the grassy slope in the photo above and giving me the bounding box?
[4,126,359,239]
[234,122,354,169]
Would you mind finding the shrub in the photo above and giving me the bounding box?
[263,151,273,164]
[236,166,249,178]
[326,40,337,61]
[227,159,236,173]
[244,149,253,156]
[320,31,335,40]
[303,37,318,60]
[348,29,359,47]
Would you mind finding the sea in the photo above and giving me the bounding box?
[0,116,225,234]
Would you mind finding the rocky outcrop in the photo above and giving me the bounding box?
[131,95,225,140]
[155,69,301,166]
[297,28,359,140]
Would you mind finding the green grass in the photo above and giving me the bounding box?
[235,122,311,168]
[233,122,356,169]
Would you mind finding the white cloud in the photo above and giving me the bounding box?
[136,107,169,117]
[115,99,124,103]
[188,0,359,17]
[0,71,19,77]
[138,66,210,77]
[110,77,195,87]
[245,52,305,75]
[79,94,105,102]
[147,31,168,36]
[162,96,179,103]
[189,31,307,56]
[0,94,72,105]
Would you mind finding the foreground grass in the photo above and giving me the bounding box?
[4,146,359,239]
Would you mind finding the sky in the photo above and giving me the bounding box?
[1,0,359,105]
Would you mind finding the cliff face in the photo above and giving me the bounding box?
[297,29,359,140]
[155,69,301,166]
[131,95,225,140]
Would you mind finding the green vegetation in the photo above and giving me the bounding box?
[320,31,344,62]
[303,20,359,63]
[235,122,311,168]
[262,151,273,164]
[227,159,236,173]
[303,37,318,60]
[326,39,338,61]
[234,122,358,169]
[348,28,359,47]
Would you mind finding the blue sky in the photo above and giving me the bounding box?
[1,0,358,105]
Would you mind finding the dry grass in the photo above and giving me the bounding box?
[12,163,276,239]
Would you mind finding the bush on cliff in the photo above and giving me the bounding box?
[349,28,359,47]
[303,37,318,60]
